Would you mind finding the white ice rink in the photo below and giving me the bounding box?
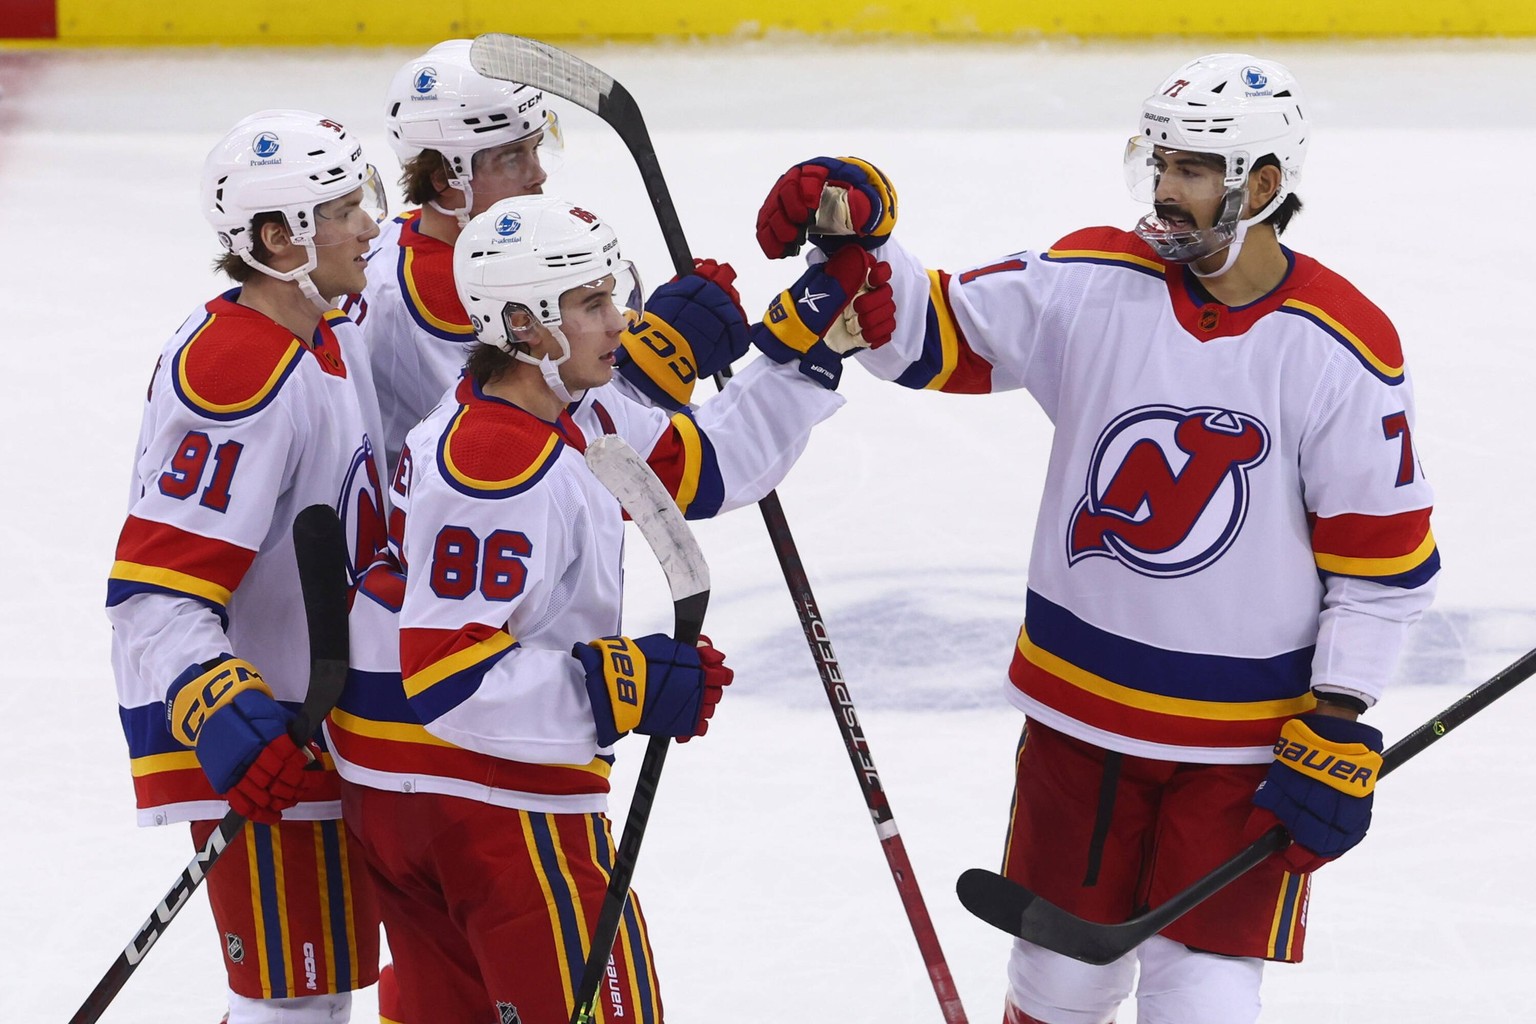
[2,36,1535,1023]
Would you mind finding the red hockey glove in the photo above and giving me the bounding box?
[756,157,898,259]
[1245,712,1383,874]
[750,246,893,390]
[166,655,324,825]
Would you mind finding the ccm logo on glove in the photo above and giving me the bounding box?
[168,657,270,746]
[1271,717,1381,793]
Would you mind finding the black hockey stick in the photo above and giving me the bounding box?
[956,644,1536,965]
[469,34,970,1024]
[571,435,711,1024]
[69,504,351,1024]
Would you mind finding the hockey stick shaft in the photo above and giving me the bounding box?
[469,36,968,1024]
[69,505,351,1024]
[957,643,1536,964]
[571,437,710,1024]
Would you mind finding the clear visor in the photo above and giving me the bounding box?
[474,113,565,183]
[501,259,644,340]
[313,165,389,240]
[1123,137,1244,264]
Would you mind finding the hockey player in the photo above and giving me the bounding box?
[107,110,389,1023]
[358,39,748,478]
[754,55,1439,1024]
[329,193,893,1023]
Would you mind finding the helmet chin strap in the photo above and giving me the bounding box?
[241,243,337,314]
[510,325,586,405]
[431,157,476,227]
[1188,187,1285,281]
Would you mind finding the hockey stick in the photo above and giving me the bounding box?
[69,504,351,1024]
[469,35,970,1024]
[956,643,1536,965]
[570,435,711,1024]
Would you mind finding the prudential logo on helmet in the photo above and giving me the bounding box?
[250,132,282,166]
[413,67,438,97]
[494,212,523,239]
[1242,66,1271,93]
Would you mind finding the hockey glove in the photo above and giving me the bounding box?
[750,245,894,390]
[618,259,752,410]
[166,655,322,825]
[574,633,733,748]
[1246,712,1384,874]
[756,156,899,259]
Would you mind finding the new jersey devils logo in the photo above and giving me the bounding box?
[1068,405,1270,577]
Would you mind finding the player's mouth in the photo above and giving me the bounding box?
[1155,205,1195,231]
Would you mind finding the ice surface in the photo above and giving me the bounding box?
[2,37,1533,1023]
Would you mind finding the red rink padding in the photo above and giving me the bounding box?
[0,0,56,38]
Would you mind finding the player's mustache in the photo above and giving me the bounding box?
[1153,202,1196,226]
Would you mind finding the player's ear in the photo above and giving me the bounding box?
[257,217,295,255]
[1248,164,1282,217]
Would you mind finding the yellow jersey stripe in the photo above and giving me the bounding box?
[110,560,233,606]
[1314,528,1436,577]
[1017,629,1312,722]
[403,630,516,698]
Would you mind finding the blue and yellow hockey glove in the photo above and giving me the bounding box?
[750,245,893,390]
[166,654,321,824]
[1247,711,1384,873]
[617,259,751,410]
[574,634,733,747]
[756,156,899,259]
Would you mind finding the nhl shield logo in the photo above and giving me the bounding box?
[1068,404,1270,578]
[495,1002,522,1024]
[225,932,245,964]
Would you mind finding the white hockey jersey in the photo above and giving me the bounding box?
[348,211,476,477]
[857,227,1439,763]
[329,356,842,812]
[108,291,388,825]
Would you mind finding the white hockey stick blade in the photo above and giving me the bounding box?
[470,34,613,114]
[584,435,709,603]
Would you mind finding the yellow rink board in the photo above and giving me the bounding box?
[43,0,1536,44]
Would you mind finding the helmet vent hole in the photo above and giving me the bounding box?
[1211,82,1226,93]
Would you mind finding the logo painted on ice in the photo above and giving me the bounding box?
[252,132,280,159]
[1242,66,1269,90]
[495,212,522,237]
[414,66,438,94]
[1067,405,1270,578]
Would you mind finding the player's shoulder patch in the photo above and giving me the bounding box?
[1041,226,1166,277]
[438,384,566,498]
[397,214,474,340]
[1277,254,1404,384]
[171,299,308,420]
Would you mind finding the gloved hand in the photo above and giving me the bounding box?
[618,259,751,410]
[574,633,734,747]
[1246,711,1384,873]
[166,655,323,825]
[756,156,899,259]
[750,245,895,390]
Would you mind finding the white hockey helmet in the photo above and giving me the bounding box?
[1125,54,1308,273]
[385,39,563,217]
[202,109,385,290]
[453,195,641,363]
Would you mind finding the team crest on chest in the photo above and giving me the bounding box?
[1068,404,1270,577]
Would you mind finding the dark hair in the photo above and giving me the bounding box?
[1253,155,1302,235]
[211,211,287,282]
[465,342,516,388]
[399,150,447,207]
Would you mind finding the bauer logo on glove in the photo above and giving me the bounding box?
[1271,717,1381,793]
